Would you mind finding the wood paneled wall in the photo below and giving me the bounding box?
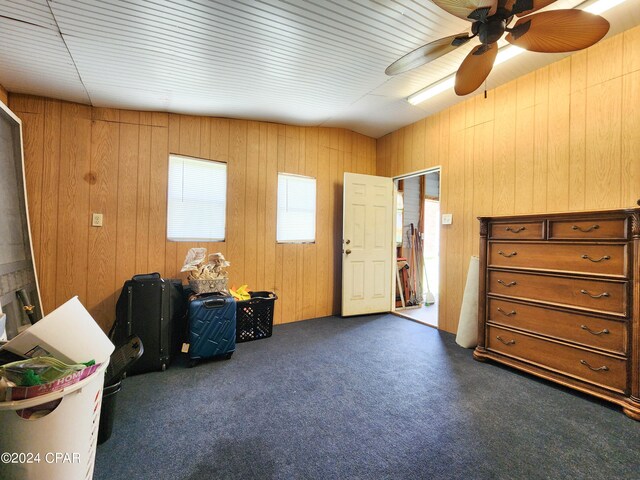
[0,85,7,105]
[9,24,640,335]
[377,26,640,334]
[10,94,376,331]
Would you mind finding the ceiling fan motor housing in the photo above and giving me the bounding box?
[478,18,508,44]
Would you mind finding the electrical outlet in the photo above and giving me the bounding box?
[441,213,453,225]
[92,213,104,227]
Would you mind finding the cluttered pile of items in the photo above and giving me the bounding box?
[1,357,100,418]
[0,249,277,479]
[110,248,277,371]
[180,248,277,366]
[396,223,435,309]
[0,297,133,480]
[182,248,254,301]
[182,248,230,294]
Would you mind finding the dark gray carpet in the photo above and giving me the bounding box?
[95,314,640,480]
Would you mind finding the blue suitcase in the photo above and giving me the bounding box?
[188,293,236,367]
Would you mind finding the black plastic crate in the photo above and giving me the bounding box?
[236,291,277,343]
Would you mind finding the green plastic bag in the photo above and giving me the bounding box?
[0,357,91,387]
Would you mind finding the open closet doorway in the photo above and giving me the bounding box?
[393,168,440,328]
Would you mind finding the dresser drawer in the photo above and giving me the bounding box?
[488,270,628,316]
[489,221,544,240]
[548,218,627,240]
[487,325,627,393]
[487,298,627,354]
[488,242,627,277]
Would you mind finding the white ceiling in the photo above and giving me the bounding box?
[1,0,639,138]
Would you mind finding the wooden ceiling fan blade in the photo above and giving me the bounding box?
[385,33,471,76]
[506,10,610,53]
[431,0,497,22]
[455,43,497,96]
[502,0,556,17]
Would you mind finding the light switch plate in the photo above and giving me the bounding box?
[92,213,103,227]
[442,213,453,225]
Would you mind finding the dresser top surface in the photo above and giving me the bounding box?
[478,207,640,223]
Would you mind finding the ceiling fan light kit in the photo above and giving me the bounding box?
[389,0,613,101]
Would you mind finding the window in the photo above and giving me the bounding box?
[167,155,226,241]
[277,173,316,243]
[396,191,404,246]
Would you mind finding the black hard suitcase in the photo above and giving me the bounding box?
[111,273,186,374]
[187,293,236,368]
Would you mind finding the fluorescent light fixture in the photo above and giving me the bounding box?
[495,46,525,66]
[407,45,522,106]
[583,0,627,14]
[407,77,455,105]
[407,0,628,106]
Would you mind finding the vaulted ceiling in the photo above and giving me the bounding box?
[1,0,639,137]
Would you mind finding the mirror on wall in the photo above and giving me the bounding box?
[0,101,43,340]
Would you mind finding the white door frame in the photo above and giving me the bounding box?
[391,166,441,313]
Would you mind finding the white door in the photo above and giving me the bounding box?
[342,173,394,316]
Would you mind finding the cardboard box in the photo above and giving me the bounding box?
[0,297,114,364]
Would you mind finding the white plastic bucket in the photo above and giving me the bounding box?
[0,362,107,480]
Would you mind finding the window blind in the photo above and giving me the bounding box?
[277,173,316,243]
[167,155,226,242]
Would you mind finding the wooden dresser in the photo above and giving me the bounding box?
[474,208,640,420]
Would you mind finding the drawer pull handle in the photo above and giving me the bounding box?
[580,289,610,299]
[497,280,517,287]
[496,336,516,346]
[580,359,609,372]
[581,254,610,263]
[572,224,600,233]
[580,325,610,336]
[505,226,526,233]
[497,307,517,317]
[498,250,517,258]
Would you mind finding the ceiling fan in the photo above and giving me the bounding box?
[385,0,610,96]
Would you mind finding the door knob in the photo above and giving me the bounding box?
[345,239,351,244]
[345,249,352,255]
